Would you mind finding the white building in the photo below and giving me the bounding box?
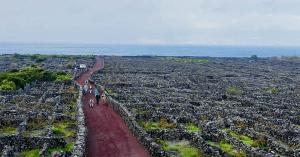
[79,64,87,69]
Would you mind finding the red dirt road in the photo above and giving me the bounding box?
[76,57,150,157]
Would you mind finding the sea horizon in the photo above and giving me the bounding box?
[0,42,300,57]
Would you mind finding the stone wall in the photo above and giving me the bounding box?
[71,83,87,157]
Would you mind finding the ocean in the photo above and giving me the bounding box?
[0,43,299,57]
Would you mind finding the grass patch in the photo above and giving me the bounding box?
[106,88,117,97]
[55,73,72,82]
[185,123,201,133]
[226,86,242,96]
[0,126,17,135]
[156,139,201,157]
[267,87,279,94]
[47,142,74,156]
[24,116,48,137]
[27,117,48,130]
[228,131,254,146]
[225,130,267,148]
[52,121,76,138]
[23,129,46,137]
[21,149,40,157]
[65,142,75,152]
[139,118,176,130]
[208,140,246,157]
[139,121,159,130]
[132,108,149,115]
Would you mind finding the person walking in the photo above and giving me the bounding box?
[89,99,94,108]
[99,86,106,105]
[89,85,93,94]
[94,88,100,105]
[100,92,106,105]
[83,84,88,95]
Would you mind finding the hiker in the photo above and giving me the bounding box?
[100,92,106,105]
[99,86,105,104]
[83,84,88,95]
[94,88,100,105]
[89,85,93,94]
[89,99,94,108]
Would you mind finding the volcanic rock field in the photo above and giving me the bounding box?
[0,54,94,156]
[91,56,300,157]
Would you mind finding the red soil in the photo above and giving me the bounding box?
[75,57,150,157]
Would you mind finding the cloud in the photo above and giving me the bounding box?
[0,0,299,46]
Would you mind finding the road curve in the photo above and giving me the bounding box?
[75,57,150,157]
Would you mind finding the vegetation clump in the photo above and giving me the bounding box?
[23,117,48,137]
[52,120,76,138]
[21,149,40,157]
[228,131,254,146]
[208,140,246,157]
[106,88,118,97]
[222,129,267,149]
[185,123,201,133]
[0,126,17,135]
[156,139,202,157]
[0,66,72,91]
[139,118,176,130]
[55,72,72,82]
[268,87,279,94]
[66,64,73,69]
[47,142,75,156]
[0,79,16,91]
[226,86,242,96]
[31,54,48,62]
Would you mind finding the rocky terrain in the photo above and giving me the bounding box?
[92,56,300,157]
[0,54,94,156]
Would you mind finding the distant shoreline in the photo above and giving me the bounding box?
[0,43,299,57]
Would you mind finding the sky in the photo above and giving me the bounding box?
[0,0,300,46]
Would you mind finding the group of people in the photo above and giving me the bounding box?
[83,80,106,108]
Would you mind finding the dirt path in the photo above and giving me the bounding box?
[75,57,150,157]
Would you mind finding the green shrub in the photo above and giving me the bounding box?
[0,79,16,91]
[21,149,40,157]
[66,64,73,69]
[65,142,75,152]
[0,66,72,90]
[55,73,72,82]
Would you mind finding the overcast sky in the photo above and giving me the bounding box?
[0,0,300,46]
